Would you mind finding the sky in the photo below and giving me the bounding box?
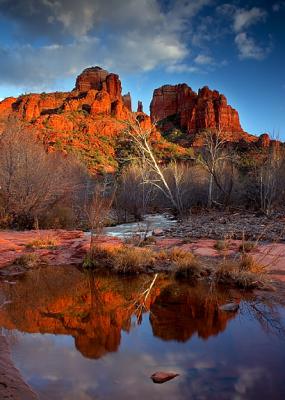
[0,0,284,137]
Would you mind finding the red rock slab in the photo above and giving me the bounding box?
[0,335,38,399]
[0,230,90,268]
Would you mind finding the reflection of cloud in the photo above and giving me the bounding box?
[11,332,191,400]
[234,367,266,400]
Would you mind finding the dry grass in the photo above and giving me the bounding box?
[238,241,255,253]
[13,253,42,268]
[83,245,155,274]
[26,235,58,249]
[83,244,203,278]
[214,240,229,251]
[113,246,155,274]
[215,254,267,289]
[170,248,203,279]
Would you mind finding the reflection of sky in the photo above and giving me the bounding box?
[8,307,285,400]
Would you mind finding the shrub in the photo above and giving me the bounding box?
[157,247,203,279]
[83,246,113,269]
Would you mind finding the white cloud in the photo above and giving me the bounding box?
[166,63,199,73]
[0,0,213,89]
[233,7,267,33]
[217,5,270,62]
[194,54,214,65]
[235,32,270,60]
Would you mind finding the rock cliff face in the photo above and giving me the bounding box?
[0,68,277,173]
[0,66,156,173]
[150,84,254,143]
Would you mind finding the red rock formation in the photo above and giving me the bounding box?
[0,67,146,173]
[75,66,109,92]
[137,101,143,113]
[150,84,252,142]
[257,133,270,148]
[122,92,132,111]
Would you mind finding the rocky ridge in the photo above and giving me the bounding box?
[0,67,156,173]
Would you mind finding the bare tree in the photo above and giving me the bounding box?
[124,118,182,214]
[115,163,154,221]
[83,178,115,246]
[197,128,235,207]
[257,143,283,216]
[0,118,82,228]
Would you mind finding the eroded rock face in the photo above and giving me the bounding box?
[122,92,132,111]
[150,84,247,141]
[137,101,143,113]
[75,66,109,92]
[257,133,271,148]
[0,67,151,173]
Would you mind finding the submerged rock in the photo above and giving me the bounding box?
[151,371,179,384]
[219,303,239,312]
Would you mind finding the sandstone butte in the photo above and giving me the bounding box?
[0,66,166,173]
[0,66,275,173]
[150,83,275,147]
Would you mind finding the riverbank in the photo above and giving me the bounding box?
[0,335,38,399]
[164,210,285,242]
[0,228,285,287]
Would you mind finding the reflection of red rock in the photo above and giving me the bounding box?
[0,269,164,359]
[150,84,256,143]
[150,283,235,341]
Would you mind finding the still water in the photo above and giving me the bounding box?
[0,266,285,400]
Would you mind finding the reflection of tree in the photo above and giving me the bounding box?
[241,299,285,337]
[129,273,159,325]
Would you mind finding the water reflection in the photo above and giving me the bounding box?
[0,268,247,358]
[0,267,285,400]
[150,283,236,341]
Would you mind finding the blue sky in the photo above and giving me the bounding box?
[0,0,284,137]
